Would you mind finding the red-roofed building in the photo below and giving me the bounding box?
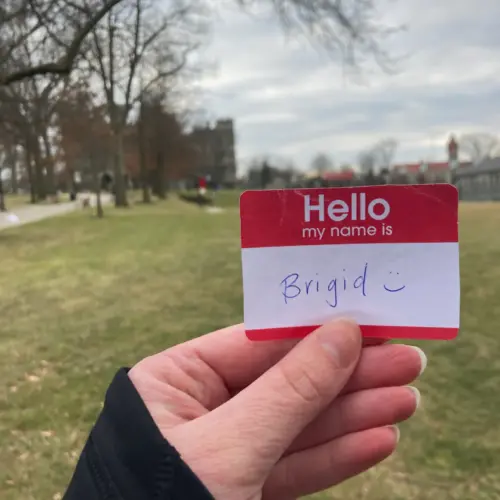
[391,161,455,184]
[392,162,446,183]
[322,170,356,186]
[302,168,357,188]
[391,161,473,184]
[389,136,473,184]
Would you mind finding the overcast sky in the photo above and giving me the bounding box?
[193,0,500,172]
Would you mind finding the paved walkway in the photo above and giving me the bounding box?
[0,202,77,231]
[0,193,113,231]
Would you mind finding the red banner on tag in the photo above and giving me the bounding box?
[240,184,458,248]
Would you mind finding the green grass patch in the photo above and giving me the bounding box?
[212,189,243,208]
[0,199,500,499]
[5,194,31,209]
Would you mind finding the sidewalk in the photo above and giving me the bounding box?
[0,202,77,231]
[0,193,115,231]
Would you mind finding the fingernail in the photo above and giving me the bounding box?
[406,386,421,409]
[410,346,427,376]
[390,425,400,443]
[317,318,361,368]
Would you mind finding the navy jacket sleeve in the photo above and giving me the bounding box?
[63,368,215,500]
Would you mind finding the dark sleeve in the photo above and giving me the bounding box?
[63,368,215,500]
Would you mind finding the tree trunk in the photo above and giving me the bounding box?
[10,158,18,194]
[0,170,6,212]
[141,167,151,203]
[6,146,18,194]
[24,136,36,204]
[156,154,166,200]
[33,136,46,201]
[42,131,56,197]
[91,156,104,218]
[96,189,103,218]
[112,130,128,207]
[138,123,151,204]
[66,165,75,194]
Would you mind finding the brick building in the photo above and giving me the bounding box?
[390,161,455,183]
[188,119,237,187]
[391,136,470,184]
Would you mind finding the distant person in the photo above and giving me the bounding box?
[198,176,207,196]
[196,176,208,208]
[63,319,424,499]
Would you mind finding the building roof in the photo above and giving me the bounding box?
[453,157,500,178]
[392,162,452,174]
[322,170,355,181]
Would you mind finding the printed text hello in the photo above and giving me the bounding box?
[304,193,390,222]
[302,193,393,240]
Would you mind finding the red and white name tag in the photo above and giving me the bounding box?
[240,184,460,341]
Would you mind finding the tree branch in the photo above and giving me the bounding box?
[124,0,143,114]
[0,0,29,24]
[1,0,123,85]
[135,49,191,104]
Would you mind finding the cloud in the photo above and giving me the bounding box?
[196,0,500,171]
[238,112,298,125]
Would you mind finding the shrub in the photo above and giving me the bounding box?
[178,191,213,207]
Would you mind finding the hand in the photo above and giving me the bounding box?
[128,320,425,499]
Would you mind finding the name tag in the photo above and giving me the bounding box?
[240,184,460,341]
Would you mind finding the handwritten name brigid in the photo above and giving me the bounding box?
[280,264,406,308]
[302,193,393,239]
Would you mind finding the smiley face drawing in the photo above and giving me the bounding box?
[383,271,406,293]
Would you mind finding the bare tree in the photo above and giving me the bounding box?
[0,3,73,201]
[57,83,111,217]
[137,88,151,204]
[137,88,193,200]
[459,133,500,164]
[358,150,376,174]
[359,137,398,173]
[0,147,9,211]
[2,0,398,86]
[85,0,205,206]
[311,152,335,174]
[0,86,39,202]
[373,138,398,169]
[244,0,398,73]
[0,0,124,85]
[0,77,65,201]
[0,101,19,203]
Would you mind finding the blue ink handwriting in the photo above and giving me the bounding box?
[383,271,406,292]
[280,264,405,308]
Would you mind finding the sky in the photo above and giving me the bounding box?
[191,0,500,173]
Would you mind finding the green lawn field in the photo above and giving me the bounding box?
[0,195,499,499]
[5,193,31,208]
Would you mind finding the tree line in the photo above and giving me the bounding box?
[0,0,206,214]
[0,0,398,215]
[248,130,500,190]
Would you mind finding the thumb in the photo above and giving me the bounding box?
[226,319,362,461]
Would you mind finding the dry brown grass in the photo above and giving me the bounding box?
[0,199,499,499]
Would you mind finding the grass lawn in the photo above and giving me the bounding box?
[5,193,31,209]
[1,196,500,499]
[4,193,74,210]
[212,189,243,208]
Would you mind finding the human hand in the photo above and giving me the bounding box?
[128,320,425,499]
